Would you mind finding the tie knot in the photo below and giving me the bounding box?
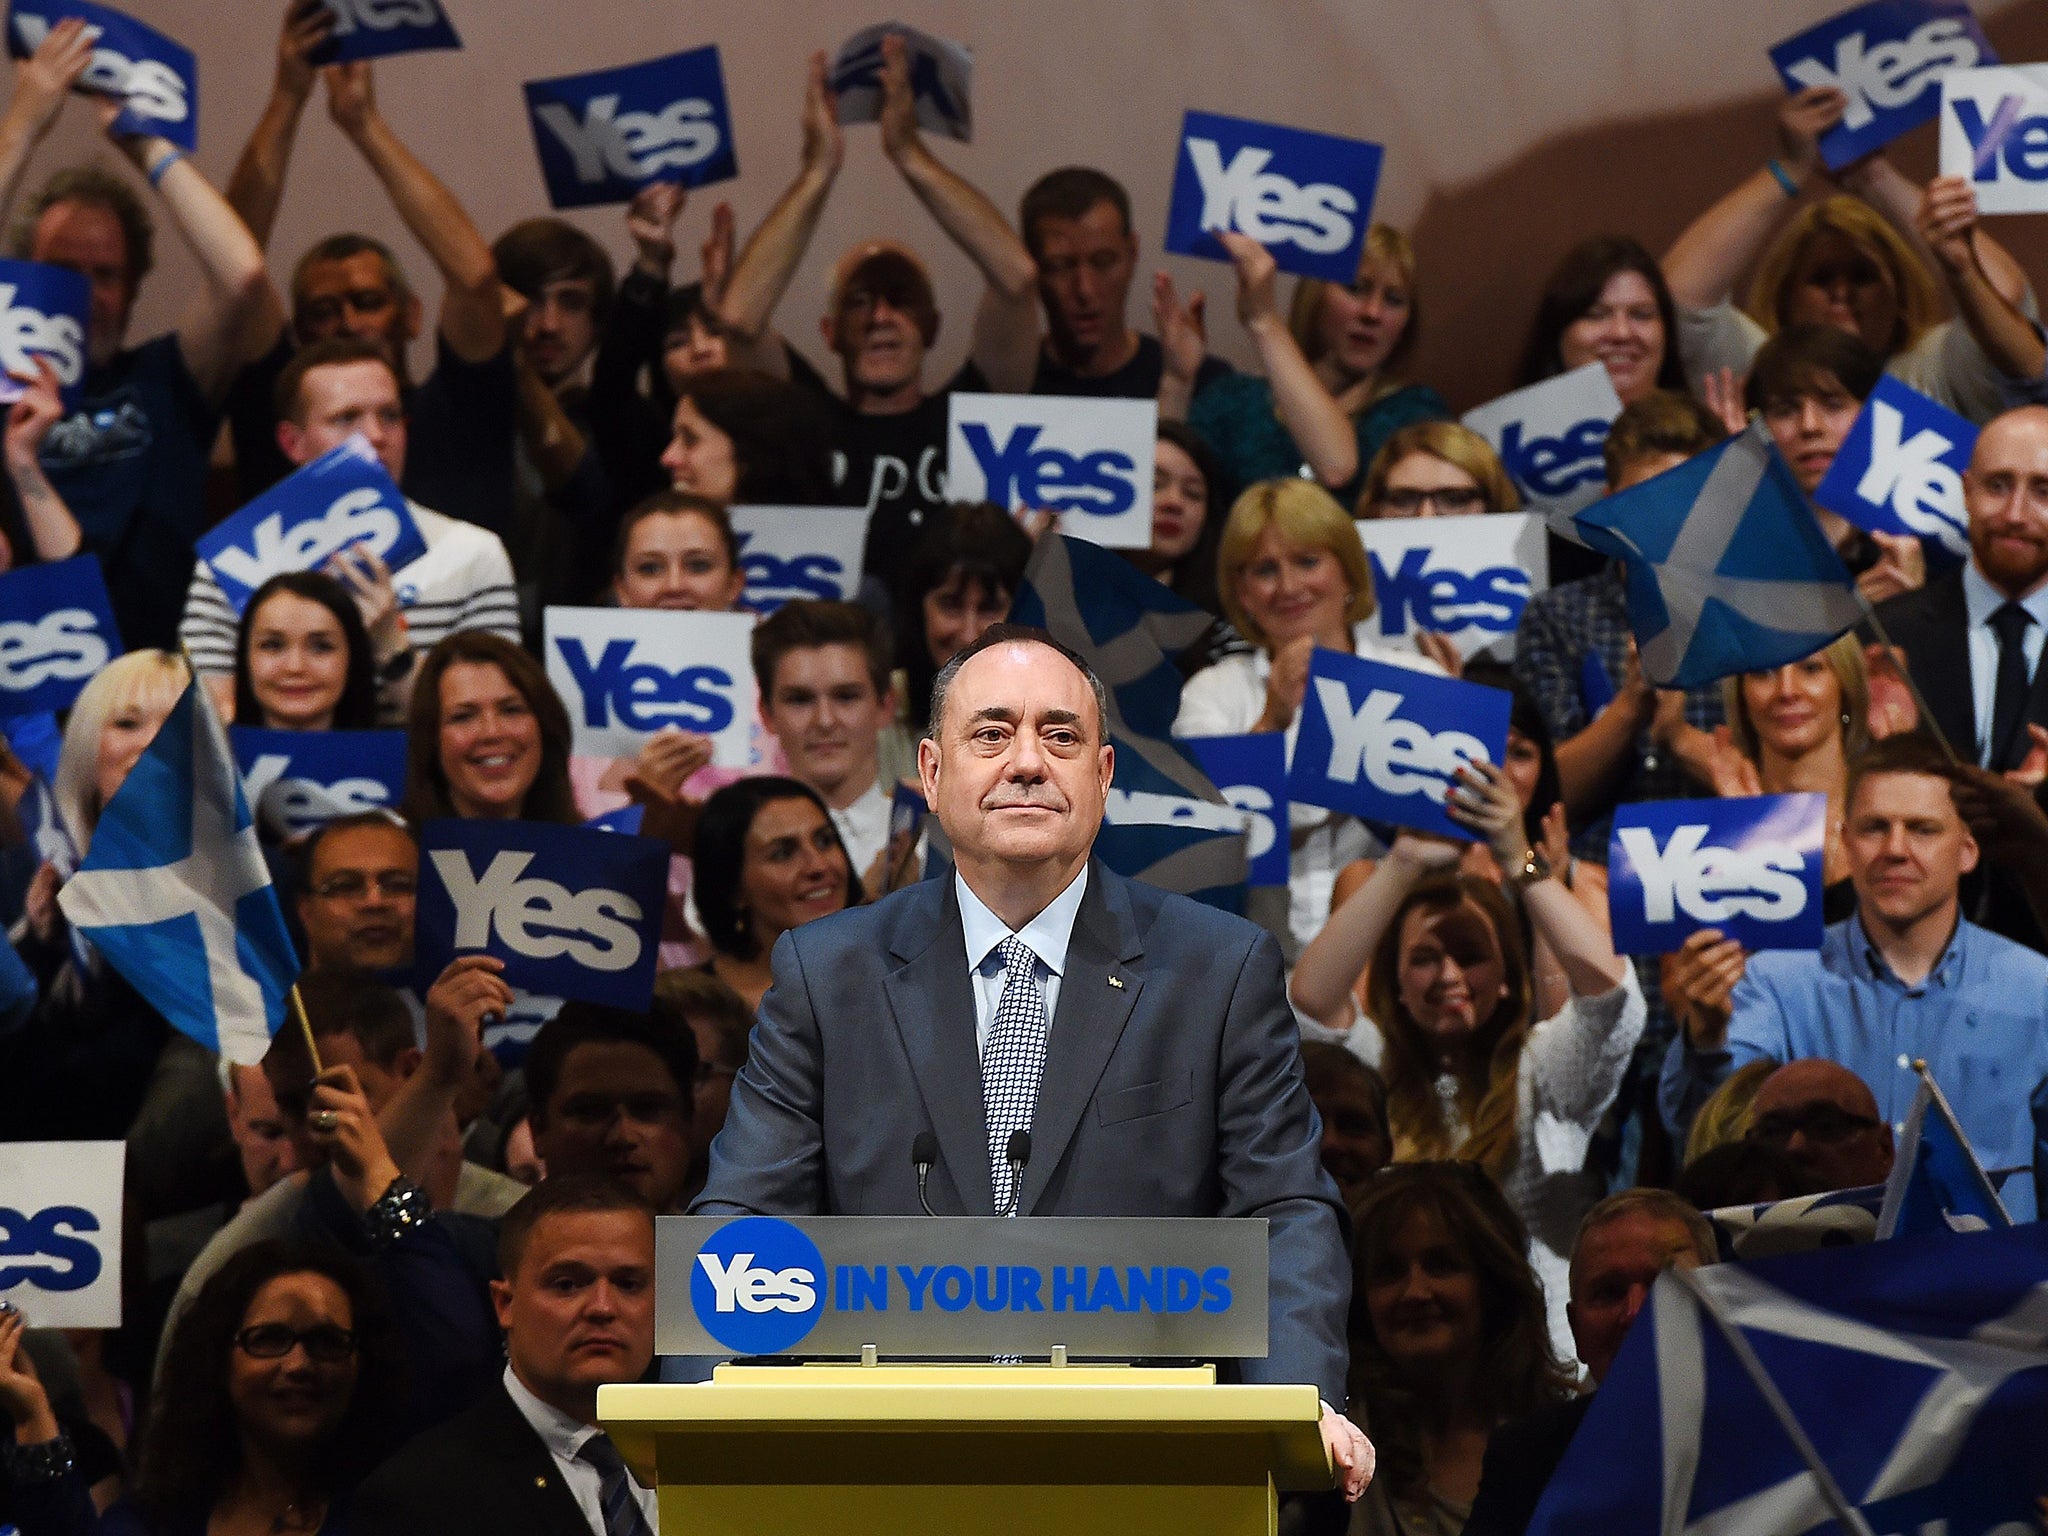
[1992,602,2034,644]
[577,1432,627,1478]
[998,936,1038,979]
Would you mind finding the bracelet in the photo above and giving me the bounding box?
[362,1175,430,1248]
[1765,158,1800,199]
[146,150,184,188]
[1,1428,76,1484]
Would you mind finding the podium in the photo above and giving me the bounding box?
[622,1213,1334,1533]
[601,1363,1331,1536]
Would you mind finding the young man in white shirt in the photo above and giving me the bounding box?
[751,599,915,894]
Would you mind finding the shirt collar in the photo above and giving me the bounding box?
[1849,909,1970,989]
[955,865,1089,977]
[502,1361,600,1461]
[1963,559,2048,630]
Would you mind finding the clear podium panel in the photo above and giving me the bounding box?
[603,1365,1331,1536]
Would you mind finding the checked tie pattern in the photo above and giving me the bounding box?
[983,936,1048,1216]
[577,1432,655,1536]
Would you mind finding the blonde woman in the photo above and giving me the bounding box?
[1158,225,1448,506]
[1662,84,2041,421]
[1356,421,1522,520]
[1173,478,1448,949]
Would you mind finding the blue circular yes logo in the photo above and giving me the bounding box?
[689,1217,825,1354]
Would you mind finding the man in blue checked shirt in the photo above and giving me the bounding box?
[1661,734,2048,1218]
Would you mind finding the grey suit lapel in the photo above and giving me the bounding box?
[1021,866,1143,1214]
[881,878,993,1215]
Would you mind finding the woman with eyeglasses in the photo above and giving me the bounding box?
[1354,422,1521,522]
[0,1240,403,1536]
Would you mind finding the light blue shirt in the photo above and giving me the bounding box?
[955,866,1089,1058]
[1961,560,2048,766]
[1660,912,2048,1219]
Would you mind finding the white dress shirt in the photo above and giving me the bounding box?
[955,866,1089,1057]
[502,1364,660,1536]
[829,778,892,875]
[1962,560,2048,766]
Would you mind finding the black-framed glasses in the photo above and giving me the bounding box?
[1748,1104,1881,1147]
[235,1323,357,1363]
[1379,487,1485,516]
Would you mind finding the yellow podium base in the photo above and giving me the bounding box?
[602,1364,1330,1536]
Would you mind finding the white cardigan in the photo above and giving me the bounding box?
[1172,623,1444,952]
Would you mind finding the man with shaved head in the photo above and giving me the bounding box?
[713,38,1038,609]
[1746,1060,1895,1193]
[698,624,1374,1502]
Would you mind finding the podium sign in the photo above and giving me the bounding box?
[657,1214,1269,1359]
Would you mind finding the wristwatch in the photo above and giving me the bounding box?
[1511,846,1554,889]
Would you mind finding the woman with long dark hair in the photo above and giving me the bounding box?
[401,631,577,827]
[233,571,379,733]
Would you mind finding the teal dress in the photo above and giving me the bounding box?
[1187,373,1450,508]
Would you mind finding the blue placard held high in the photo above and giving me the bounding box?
[0,260,88,411]
[230,727,408,841]
[7,0,196,150]
[0,555,121,716]
[1770,0,1994,171]
[525,46,737,210]
[1812,374,1973,563]
[1163,109,1382,284]
[196,437,428,616]
[314,0,461,64]
[1287,651,1509,841]
[1607,793,1827,956]
[1182,733,1289,888]
[416,818,668,1010]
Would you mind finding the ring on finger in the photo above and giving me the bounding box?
[310,1108,340,1133]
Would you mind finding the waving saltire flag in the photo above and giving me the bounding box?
[1572,422,1863,688]
[1877,1068,2013,1239]
[1529,1221,2048,1535]
[58,682,299,1064]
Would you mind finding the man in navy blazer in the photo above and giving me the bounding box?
[694,624,1372,1500]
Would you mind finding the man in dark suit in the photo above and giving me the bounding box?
[351,1178,659,1536]
[694,623,1372,1499]
[1464,1189,1717,1536]
[1874,404,2048,943]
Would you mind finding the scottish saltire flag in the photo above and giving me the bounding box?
[1705,1184,1886,1262]
[1009,533,1249,909]
[57,683,298,1064]
[1877,1074,2012,1239]
[1529,1222,2048,1535]
[1572,423,1863,688]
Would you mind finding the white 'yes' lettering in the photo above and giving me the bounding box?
[1314,681,1487,801]
[431,849,643,971]
[1616,823,1809,925]
[1186,138,1356,255]
[535,93,721,185]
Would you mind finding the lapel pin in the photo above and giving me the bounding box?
[1108,975,1125,989]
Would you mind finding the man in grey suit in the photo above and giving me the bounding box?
[695,623,1374,1501]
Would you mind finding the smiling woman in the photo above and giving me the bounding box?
[401,631,576,827]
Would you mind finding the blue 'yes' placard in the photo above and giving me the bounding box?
[416,818,669,1011]
[524,45,737,210]
[1812,374,1973,562]
[314,0,461,64]
[229,727,408,842]
[1163,109,1382,284]
[0,260,88,411]
[7,0,196,150]
[197,437,427,616]
[1181,733,1289,888]
[1607,793,1827,955]
[1770,0,1993,170]
[0,555,121,716]
[1287,650,1509,841]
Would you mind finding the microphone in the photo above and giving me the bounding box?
[1001,1130,1031,1218]
[911,1131,939,1217]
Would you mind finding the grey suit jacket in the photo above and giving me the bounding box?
[692,861,1351,1404]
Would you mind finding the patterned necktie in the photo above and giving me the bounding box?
[577,1432,656,1536]
[983,935,1048,1216]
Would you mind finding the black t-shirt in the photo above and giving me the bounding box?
[223,330,517,537]
[1028,332,1232,400]
[786,348,987,580]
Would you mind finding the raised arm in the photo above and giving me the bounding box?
[1152,270,1210,421]
[225,0,332,248]
[873,34,1038,392]
[3,359,81,561]
[0,19,91,230]
[1662,87,1845,309]
[325,63,504,363]
[714,51,841,372]
[374,955,512,1184]
[1917,176,2046,383]
[107,113,271,406]
[1289,832,1462,1031]
[1216,230,1357,486]
[1848,156,2028,309]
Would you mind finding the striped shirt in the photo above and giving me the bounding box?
[180,501,521,679]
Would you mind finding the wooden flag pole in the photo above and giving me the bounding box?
[289,982,322,1076]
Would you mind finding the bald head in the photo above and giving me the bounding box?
[1964,405,2048,600]
[1749,1059,1893,1192]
